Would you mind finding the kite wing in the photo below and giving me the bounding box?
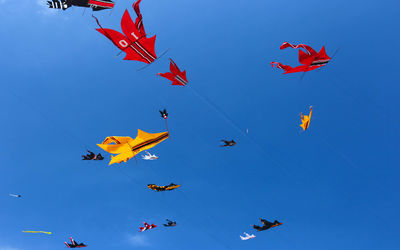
[280,42,317,55]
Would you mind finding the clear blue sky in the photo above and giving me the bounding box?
[0,0,399,249]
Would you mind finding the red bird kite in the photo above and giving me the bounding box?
[271,42,331,74]
[158,59,188,86]
[93,5,157,64]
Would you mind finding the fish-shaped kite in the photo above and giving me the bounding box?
[271,42,331,74]
[158,59,188,86]
[300,106,312,131]
[97,129,169,165]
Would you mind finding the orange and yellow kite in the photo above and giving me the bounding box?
[300,106,312,131]
[97,129,169,165]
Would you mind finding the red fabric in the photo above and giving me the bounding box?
[272,42,331,74]
[89,0,115,8]
[94,11,157,64]
[158,59,188,86]
[132,0,146,37]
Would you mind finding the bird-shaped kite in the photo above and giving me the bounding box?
[271,42,331,74]
[158,59,188,86]
[300,106,312,131]
[97,129,169,165]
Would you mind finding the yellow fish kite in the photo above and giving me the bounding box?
[98,129,169,165]
[23,231,52,234]
[300,106,312,131]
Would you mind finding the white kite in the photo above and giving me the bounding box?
[9,194,22,198]
[141,151,158,160]
[240,232,255,240]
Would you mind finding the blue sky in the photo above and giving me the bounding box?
[0,0,399,249]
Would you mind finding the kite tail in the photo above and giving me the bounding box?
[188,85,290,174]
[165,119,170,135]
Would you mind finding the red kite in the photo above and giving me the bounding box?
[93,7,157,64]
[271,42,331,74]
[158,59,188,86]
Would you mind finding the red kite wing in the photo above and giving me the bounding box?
[121,10,143,41]
[96,28,148,63]
[271,62,320,74]
[280,42,317,55]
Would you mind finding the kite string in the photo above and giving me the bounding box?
[188,85,291,175]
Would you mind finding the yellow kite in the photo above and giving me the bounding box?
[300,106,312,131]
[23,231,52,234]
[97,129,169,165]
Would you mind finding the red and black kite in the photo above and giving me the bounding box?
[271,42,331,74]
[158,59,188,86]
[48,0,114,11]
[93,2,157,64]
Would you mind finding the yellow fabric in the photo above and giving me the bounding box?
[300,106,312,131]
[97,129,169,165]
[23,231,52,234]
[165,184,181,191]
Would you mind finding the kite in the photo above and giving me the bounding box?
[93,3,158,65]
[159,108,170,132]
[159,109,168,119]
[82,150,104,160]
[97,129,169,165]
[23,231,52,234]
[300,106,312,131]
[240,232,256,240]
[221,139,236,147]
[47,0,114,11]
[141,151,158,160]
[147,183,180,192]
[252,219,282,232]
[158,59,188,86]
[64,237,87,248]
[9,194,22,198]
[139,222,157,232]
[163,219,177,227]
[271,42,331,74]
